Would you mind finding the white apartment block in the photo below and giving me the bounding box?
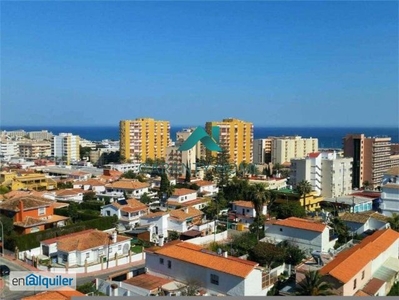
[0,140,19,160]
[380,167,399,217]
[271,136,318,165]
[52,133,80,163]
[1,130,26,140]
[290,152,352,198]
[321,153,353,198]
[28,130,53,141]
[18,141,52,158]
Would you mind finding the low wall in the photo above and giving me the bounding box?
[187,231,228,245]
[37,252,145,274]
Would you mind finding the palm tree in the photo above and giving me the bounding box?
[388,213,399,231]
[362,181,371,190]
[247,183,269,240]
[296,180,312,210]
[296,270,334,296]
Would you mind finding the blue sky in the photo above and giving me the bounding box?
[1,1,398,127]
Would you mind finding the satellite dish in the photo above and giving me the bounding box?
[217,248,222,255]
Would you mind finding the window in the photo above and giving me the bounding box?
[210,274,219,285]
[106,211,111,216]
[280,228,283,232]
[160,258,164,264]
[167,260,172,269]
[62,254,68,262]
[353,279,357,290]
[86,253,90,258]
[361,271,365,280]
[38,207,46,216]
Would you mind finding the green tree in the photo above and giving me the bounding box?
[296,270,334,296]
[231,232,258,256]
[388,213,399,231]
[388,281,399,296]
[204,170,214,181]
[248,242,283,269]
[274,202,306,219]
[273,163,282,175]
[168,230,180,241]
[145,157,154,165]
[362,180,371,190]
[278,240,306,266]
[0,185,10,195]
[159,173,174,199]
[184,162,191,183]
[247,183,269,240]
[296,180,312,210]
[122,170,138,179]
[67,202,79,223]
[329,217,350,244]
[181,279,201,296]
[0,215,14,236]
[140,193,152,204]
[214,149,233,188]
[223,177,251,201]
[79,146,92,160]
[83,191,96,202]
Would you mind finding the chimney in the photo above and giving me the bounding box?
[17,200,24,222]
[110,283,118,296]
[112,231,117,243]
[103,169,111,176]
[222,251,228,258]
[184,207,189,213]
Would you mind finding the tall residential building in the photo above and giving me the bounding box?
[205,118,253,165]
[0,140,19,160]
[165,128,198,177]
[271,136,318,165]
[343,134,392,189]
[18,141,51,158]
[51,133,80,164]
[253,138,272,164]
[28,130,54,141]
[290,151,352,198]
[119,118,170,163]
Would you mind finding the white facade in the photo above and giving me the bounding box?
[232,202,267,219]
[381,183,399,217]
[145,245,270,296]
[264,221,336,253]
[52,133,80,163]
[195,182,219,196]
[0,141,19,160]
[291,152,352,198]
[101,203,148,229]
[105,163,141,173]
[140,214,170,242]
[167,189,198,204]
[28,130,53,141]
[321,153,353,198]
[272,136,318,165]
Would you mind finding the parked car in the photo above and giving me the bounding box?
[0,265,10,277]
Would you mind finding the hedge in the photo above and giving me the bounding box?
[54,208,99,221]
[80,201,105,211]
[6,215,118,251]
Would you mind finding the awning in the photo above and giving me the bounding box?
[373,257,399,282]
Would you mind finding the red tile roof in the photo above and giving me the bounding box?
[171,188,197,196]
[362,278,385,296]
[320,229,399,283]
[21,288,85,300]
[272,217,327,233]
[308,152,321,158]
[123,273,173,291]
[152,242,258,278]
[233,200,255,209]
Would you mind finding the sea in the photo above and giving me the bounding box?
[1,125,398,149]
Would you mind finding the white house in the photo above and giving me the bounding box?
[380,167,399,217]
[148,176,176,189]
[192,180,219,196]
[145,241,277,296]
[340,212,390,236]
[43,229,131,267]
[264,217,336,253]
[73,179,106,193]
[139,207,205,244]
[232,200,267,219]
[105,179,150,199]
[166,188,210,210]
[54,189,84,203]
[101,198,149,229]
